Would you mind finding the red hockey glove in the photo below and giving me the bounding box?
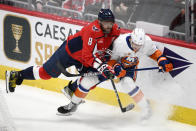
[94,49,112,63]
[158,57,173,72]
[97,63,115,79]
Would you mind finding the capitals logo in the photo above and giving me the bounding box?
[92,25,100,32]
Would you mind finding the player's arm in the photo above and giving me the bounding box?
[82,31,114,79]
[81,23,119,67]
[149,48,173,72]
[107,55,140,78]
[81,31,96,67]
[81,31,104,70]
[106,59,126,78]
[143,37,173,72]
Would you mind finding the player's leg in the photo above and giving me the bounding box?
[5,65,53,93]
[120,77,152,120]
[61,74,107,100]
[57,75,101,115]
[5,41,67,93]
[61,80,76,100]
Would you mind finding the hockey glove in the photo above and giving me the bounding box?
[121,56,139,69]
[158,57,173,72]
[97,63,115,79]
[94,49,112,63]
[113,63,126,78]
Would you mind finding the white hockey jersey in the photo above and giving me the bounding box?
[111,33,158,61]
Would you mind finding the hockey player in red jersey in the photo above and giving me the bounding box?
[60,28,173,117]
[5,9,120,114]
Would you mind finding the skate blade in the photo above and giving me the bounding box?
[5,71,10,93]
[56,112,73,116]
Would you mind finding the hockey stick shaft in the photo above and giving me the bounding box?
[58,61,161,77]
[110,79,124,112]
[110,79,134,113]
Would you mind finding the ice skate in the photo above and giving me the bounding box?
[61,81,74,100]
[5,71,22,93]
[61,81,85,103]
[57,102,79,116]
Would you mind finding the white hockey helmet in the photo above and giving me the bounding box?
[131,28,145,46]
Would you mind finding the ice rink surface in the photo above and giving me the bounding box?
[1,80,196,131]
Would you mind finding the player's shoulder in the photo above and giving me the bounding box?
[122,33,131,37]
[115,33,131,41]
[84,20,101,32]
[111,23,121,35]
[78,20,101,38]
[143,34,157,54]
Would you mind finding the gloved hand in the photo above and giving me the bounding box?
[158,57,173,72]
[97,63,114,79]
[94,49,112,62]
[113,63,126,78]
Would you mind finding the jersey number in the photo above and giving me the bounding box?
[88,37,93,45]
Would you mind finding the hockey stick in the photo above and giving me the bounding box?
[110,79,134,113]
[57,62,134,113]
[57,60,161,77]
[63,67,161,77]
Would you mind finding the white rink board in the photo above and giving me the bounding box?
[0,9,196,110]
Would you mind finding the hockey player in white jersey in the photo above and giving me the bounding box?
[107,28,173,119]
[58,28,173,118]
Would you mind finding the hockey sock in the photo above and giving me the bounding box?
[19,66,35,80]
[31,66,51,80]
[71,84,89,104]
[128,86,149,111]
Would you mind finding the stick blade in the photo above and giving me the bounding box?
[122,104,135,112]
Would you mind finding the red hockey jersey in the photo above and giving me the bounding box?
[65,20,120,68]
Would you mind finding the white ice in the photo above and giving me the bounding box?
[1,80,196,131]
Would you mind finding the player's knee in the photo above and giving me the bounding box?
[122,77,135,88]
[80,76,99,90]
[33,66,51,80]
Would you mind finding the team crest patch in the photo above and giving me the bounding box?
[92,26,99,32]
